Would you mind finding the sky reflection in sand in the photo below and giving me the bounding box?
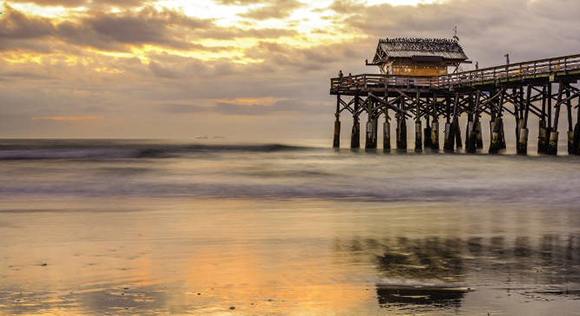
[1,196,580,315]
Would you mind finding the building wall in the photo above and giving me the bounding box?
[381,59,448,77]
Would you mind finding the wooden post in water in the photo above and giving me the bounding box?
[517,85,532,155]
[444,93,460,152]
[383,90,391,152]
[397,96,408,150]
[467,90,481,153]
[365,104,378,150]
[466,92,475,152]
[424,96,432,149]
[575,93,580,155]
[566,87,575,155]
[415,91,423,152]
[333,95,341,148]
[547,83,564,155]
[431,96,439,150]
[384,109,391,152]
[545,83,553,153]
[476,120,484,149]
[489,90,506,154]
[538,85,548,154]
[351,96,360,149]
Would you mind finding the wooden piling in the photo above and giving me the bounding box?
[575,96,580,155]
[397,96,408,150]
[430,96,439,150]
[366,116,377,149]
[517,85,532,155]
[538,85,548,154]
[547,84,564,155]
[351,97,360,149]
[384,119,391,152]
[424,97,433,149]
[566,88,575,155]
[351,117,360,149]
[333,95,341,148]
[431,120,439,151]
[489,117,502,154]
[476,120,484,149]
[467,91,481,153]
[333,119,341,149]
[415,92,422,152]
[443,93,460,152]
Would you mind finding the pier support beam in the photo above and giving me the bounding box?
[467,91,481,154]
[538,120,547,154]
[397,114,407,150]
[517,85,532,155]
[383,119,391,152]
[548,131,559,155]
[575,99,580,155]
[415,121,423,152]
[538,85,548,154]
[351,97,360,149]
[443,122,453,152]
[490,117,502,154]
[414,92,422,153]
[333,95,341,148]
[454,119,463,150]
[333,118,341,149]
[366,116,378,149]
[396,96,407,151]
[431,120,439,150]
[547,84,564,155]
[424,116,432,149]
[566,88,575,155]
[476,120,484,149]
[517,128,529,155]
[567,130,575,155]
[351,117,360,149]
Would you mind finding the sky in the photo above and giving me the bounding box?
[0,0,579,140]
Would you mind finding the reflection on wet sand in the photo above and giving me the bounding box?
[334,234,580,311]
[2,197,580,315]
[376,285,466,308]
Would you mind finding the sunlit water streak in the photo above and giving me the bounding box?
[0,139,579,315]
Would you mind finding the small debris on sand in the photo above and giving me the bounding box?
[229,306,235,310]
[40,263,48,267]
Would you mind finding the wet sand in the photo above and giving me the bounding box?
[1,196,580,315]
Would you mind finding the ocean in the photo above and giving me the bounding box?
[1,139,579,315]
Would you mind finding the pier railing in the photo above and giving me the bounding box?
[331,53,580,93]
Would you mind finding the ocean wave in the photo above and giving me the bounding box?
[0,143,313,160]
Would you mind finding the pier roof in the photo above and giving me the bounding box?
[372,38,469,64]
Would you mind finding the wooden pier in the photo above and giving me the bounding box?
[330,38,580,155]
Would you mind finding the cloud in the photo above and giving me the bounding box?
[56,7,214,51]
[332,0,580,65]
[1,0,579,139]
[31,116,103,121]
[0,5,55,51]
[242,0,304,20]
[213,0,304,20]
[6,0,153,8]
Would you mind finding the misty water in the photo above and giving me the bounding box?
[1,139,580,315]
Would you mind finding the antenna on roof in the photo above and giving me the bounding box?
[453,26,459,41]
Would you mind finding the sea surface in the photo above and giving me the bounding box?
[1,139,580,315]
